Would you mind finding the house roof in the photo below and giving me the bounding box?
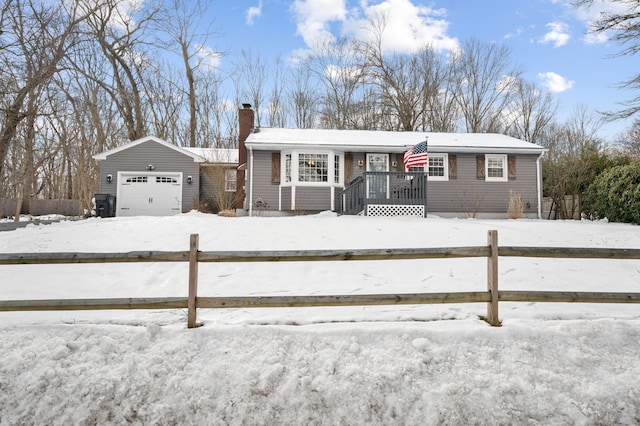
[182,148,239,164]
[93,136,206,162]
[245,128,547,154]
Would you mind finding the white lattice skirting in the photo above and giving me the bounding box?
[366,204,425,217]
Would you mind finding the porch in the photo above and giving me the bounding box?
[335,171,428,217]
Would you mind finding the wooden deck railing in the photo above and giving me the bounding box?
[1,231,640,328]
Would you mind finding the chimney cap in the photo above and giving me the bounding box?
[242,103,252,109]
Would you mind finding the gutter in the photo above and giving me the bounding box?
[248,146,254,217]
[536,151,545,219]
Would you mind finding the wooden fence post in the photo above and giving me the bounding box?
[188,233,199,328]
[487,230,500,326]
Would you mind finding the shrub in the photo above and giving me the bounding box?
[583,162,640,224]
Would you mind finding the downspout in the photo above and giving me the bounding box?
[248,146,254,217]
[536,152,544,219]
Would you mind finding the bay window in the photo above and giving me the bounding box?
[282,150,343,186]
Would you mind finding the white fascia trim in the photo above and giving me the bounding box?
[94,136,205,162]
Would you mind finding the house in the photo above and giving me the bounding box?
[94,136,237,217]
[237,105,547,218]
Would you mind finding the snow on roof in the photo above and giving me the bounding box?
[245,128,546,154]
[182,148,239,164]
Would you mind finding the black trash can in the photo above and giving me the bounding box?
[95,193,116,218]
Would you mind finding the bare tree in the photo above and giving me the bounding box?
[157,0,220,147]
[505,79,558,144]
[233,49,268,128]
[539,105,605,218]
[79,0,160,141]
[358,14,435,131]
[0,0,92,179]
[451,38,521,133]
[287,63,319,129]
[307,37,367,129]
[572,0,640,119]
[267,56,288,128]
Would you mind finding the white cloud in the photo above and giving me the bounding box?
[195,44,222,70]
[291,0,348,46]
[538,71,574,93]
[246,1,263,26]
[347,0,458,53]
[570,0,631,44]
[539,22,570,47]
[291,0,458,53]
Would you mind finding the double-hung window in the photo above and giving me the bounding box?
[485,155,508,182]
[410,153,448,181]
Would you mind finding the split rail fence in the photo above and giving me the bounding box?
[1,230,640,328]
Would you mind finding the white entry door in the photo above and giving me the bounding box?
[366,154,389,199]
[117,172,182,216]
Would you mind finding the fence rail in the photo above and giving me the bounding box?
[1,230,639,328]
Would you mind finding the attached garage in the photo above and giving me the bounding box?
[94,136,204,217]
[116,172,183,216]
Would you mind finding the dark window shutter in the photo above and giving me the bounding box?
[344,153,353,185]
[476,155,485,180]
[508,155,516,180]
[448,154,457,180]
[272,153,280,185]
[396,153,405,172]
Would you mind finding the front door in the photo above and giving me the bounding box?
[366,153,389,199]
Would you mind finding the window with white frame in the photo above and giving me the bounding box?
[409,154,448,181]
[427,154,448,181]
[225,169,236,192]
[485,154,508,182]
[282,150,343,186]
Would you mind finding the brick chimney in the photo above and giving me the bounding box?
[236,103,254,209]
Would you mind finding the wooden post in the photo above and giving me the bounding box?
[487,230,500,326]
[188,233,199,328]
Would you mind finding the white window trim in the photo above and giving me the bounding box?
[427,153,448,181]
[485,154,508,182]
[281,149,344,187]
[224,169,237,192]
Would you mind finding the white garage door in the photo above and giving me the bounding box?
[117,172,182,216]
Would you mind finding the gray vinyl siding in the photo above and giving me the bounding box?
[427,153,539,214]
[343,152,539,215]
[247,150,280,210]
[98,140,200,212]
[250,150,338,212]
[292,187,333,212]
[253,149,540,215]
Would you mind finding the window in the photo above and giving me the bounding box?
[485,155,508,182]
[285,154,292,183]
[299,153,328,182]
[225,169,236,192]
[282,150,343,186]
[126,176,148,183]
[427,154,448,181]
[409,154,448,181]
[156,176,178,183]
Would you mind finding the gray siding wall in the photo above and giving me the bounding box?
[98,141,200,212]
[293,187,332,212]
[252,149,540,215]
[427,153,539,214]
[343,152,540,214]
[247,150,280,210]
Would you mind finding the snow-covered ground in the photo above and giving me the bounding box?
[1,212,639,425]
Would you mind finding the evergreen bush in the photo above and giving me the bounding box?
[583,162,640,224]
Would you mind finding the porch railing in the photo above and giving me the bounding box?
[335,171,427,215]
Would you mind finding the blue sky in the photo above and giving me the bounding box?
[207,0,636,140]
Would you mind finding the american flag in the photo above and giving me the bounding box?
[403,139,428,169]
